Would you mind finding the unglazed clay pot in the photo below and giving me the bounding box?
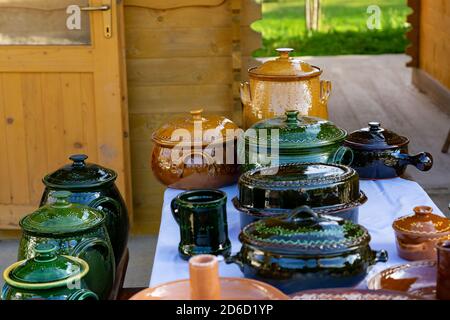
[130,255,288,300]
[151,109,240,190]
[19,191,115,300]
[393,206,450,261]
[344,122,433,179]
[2,243,98,300]
[241,48,331,129]
[41,154,129,266]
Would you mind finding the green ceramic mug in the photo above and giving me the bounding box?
[171,190,231,260]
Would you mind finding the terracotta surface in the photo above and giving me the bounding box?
[151,109,240,190]
[241,48,330,129]
[393,206,450,260]
[130,255,288,300]
[367,260,437,300]
[436,241,450,300]
[291,288,420,300]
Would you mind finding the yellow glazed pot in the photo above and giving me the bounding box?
[241,48,331,129]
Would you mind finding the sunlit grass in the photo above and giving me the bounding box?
[252,0,410,56]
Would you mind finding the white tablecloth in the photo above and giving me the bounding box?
[150,178,444,288]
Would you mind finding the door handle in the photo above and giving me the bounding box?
[81,1,112,39]
[80,5,110,11]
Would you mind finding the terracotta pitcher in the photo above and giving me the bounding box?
[241,48,331,129]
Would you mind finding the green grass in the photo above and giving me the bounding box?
[252,0,411,57]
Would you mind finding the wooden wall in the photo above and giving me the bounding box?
[123,0,261,234]
[418,0,450,89]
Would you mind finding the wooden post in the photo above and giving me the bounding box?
[305,0,321,32]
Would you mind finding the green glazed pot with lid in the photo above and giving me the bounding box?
[2,243,98,300]
[19,191,115,300]
[226,206,388,294]
[241,111,352,171]
[40,154,129,266]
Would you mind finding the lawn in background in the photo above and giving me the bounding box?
[252,0,410,57]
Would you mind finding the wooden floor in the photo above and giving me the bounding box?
[130,54,450,234]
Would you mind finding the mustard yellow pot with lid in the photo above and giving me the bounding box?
[240,48,331,129]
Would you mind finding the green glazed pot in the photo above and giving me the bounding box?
[241,111,352,171]
[226,206,388,294]
[19,191,115,300]
[171,190,231,260]
[40,154,129,266]
[2,243,98,300]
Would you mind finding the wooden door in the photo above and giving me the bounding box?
[0,0,132,229]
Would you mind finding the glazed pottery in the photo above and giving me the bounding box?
[19,191,115,299]
[226,206,388,294]
[392,206,450,261]
[242,111,352,171]
[344,122,433,179]
[2,243,98,300]
[241,48,331,129]
[171,190,231,260]
[291,288,420,300]
[367,260,437,300]
[436,241,450,300]
[41,154,128,265]
[130,254,288,300]
[234,162,367,227]
[151,109,240,190]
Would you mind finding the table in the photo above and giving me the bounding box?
[150,178,444,288]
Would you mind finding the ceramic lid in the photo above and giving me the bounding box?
[240,206,370,255]
[20,191,105,236]
[248,48,322,81]
[344,122,409,150]
[152,109,240,147]
[43,154,117,189]
[4,243,89,289]
[245,111,347,150]
[393,206,450,235]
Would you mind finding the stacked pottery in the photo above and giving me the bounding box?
[18,191,115,300]
[40,154,129,265]
[2,243,98,300]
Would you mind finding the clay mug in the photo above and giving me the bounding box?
[436,240,450,300]
[171,189,231,260]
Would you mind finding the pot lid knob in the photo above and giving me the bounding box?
[413,205,433,216]
[190,109,204,121]
[34,243,58,263]
[69,154,88,168]
[285,110,299,125]
[368,122,381,131]
[276,48,294,59]
[51,191,72,207]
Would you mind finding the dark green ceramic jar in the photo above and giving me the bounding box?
[241,111,352,171]
[2,243,98,300]
[226,206,388,294]
[171,190,231,260]
[40,154,129,265]
[19,191,115,300]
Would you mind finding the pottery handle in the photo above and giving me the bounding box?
[89,196,121,221]
[408,152,433,172]
[67,289,99,300]
[373,250,388,264]
[397,239,428,252]
[224,253,244,268]
[320,80,332,105]
[72,237,115,269]
[332,146,354,166]
[171,198,181,225]
[240,81,252,108]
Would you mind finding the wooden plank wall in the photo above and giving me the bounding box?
[419,0,450,89]
[123,0,261,234]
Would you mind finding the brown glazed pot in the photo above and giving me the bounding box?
[393,206,450,261]
[129,255,288,300]
[151,109,240,190]
[436,241,450,300]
